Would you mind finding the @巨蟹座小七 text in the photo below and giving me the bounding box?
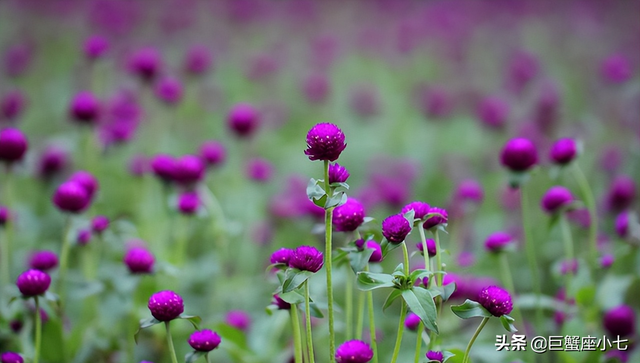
[495,334,629,353]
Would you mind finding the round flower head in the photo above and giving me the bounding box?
[69,91,100,124]
[148,290,184,321]
[69,170,99,200]
[560,259,578,275]
[0,128,28,163]
[423,207,448,230]
[83,35,109,61]
[91,215,109,234]
[0,206,9,226]
[550,138,577,165]
[477,96,509,129]
[541,186,573,214]
[178,192,200,215]
[4,43,32,78]
[225,310,251,331]
[416,239,437,257]
[129,155,148,177]
[188,329,222,352]
[174,155,205,185]
[270,248,294,265]
[456,180,484,203]
[366,240,383,262]
[289,245,324,273]
[154,76,183,105]
[500,138,538,172]
[273,294,291,310]
[333,198,365,232]
[151,154,177,182]
[603,305,636,337]
[76,229,91,246]
[484,232,513,253]
[0,352,23,363]
[304,122,347,162]
[184,45,212,75]
[615,211,629,238]
[246,158,273,182]
[228,103,259,138]
[124,246,155,274]
[302,73,331,104]
[404,312,421,331]
[129,47,162,82]
[52,181,90,213]
[381,214,411,244]
[335,340,374,363]
[28,250,59,271]
[607,175,636,212]
[478,286,513,317]
[426,351,443,362]
[601,54,633,84]
[199,140,226,167]
[16,269,51,297]
[329,163,350,184]
[1,90,26,121]
[37,147,68,179]
[600,254,614,269]
[401,201,431,220]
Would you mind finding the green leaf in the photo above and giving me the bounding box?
[41,317,65,362]
[215,322,248,350]
[306,178,326,200]
[575,286,596,306]
[380,239,402,257]
[362,216,375,225]
[179,314,202,330]
[499,314,518,333]
[442,351,456,363]
[278,290,306,305]
[134,317,162,344]
[402,288,438,333]
[383,289,403,312]
[402,209,415,225]
[442,282,457,301]
[185,351,207,363]
[356,271,395,291]
[332,249,349,265]
[282,269,313,293]
[442,349,465,363]
[451,299,492,319]
[330,182,350,193]
[392,263,405,277]
[301,302,324,318]
[409,269,430,283]
[348,248,374,274]
[325,192,347,208]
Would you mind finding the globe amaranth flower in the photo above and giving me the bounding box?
[289,245,324,273]
[1,90,26,121]
[335,340,374,363]
[381,214,411,244]
[550,138,577,165]
[178,192,200,215]
[500,138,538,172]
[303,73,331,104]
[272,294,291,310]
[366,240,383,263]
[304,122,347,162]
[16,269,51,297]
[328,163,350,184]
[484,232,514,253]
[225,310,251,331]
[52,181,90,213]
[69,170,99,200]
[188,329,222,352]
[91,215,109,234]
[615,211,630,238]
[129,47,162,82]
[228,103,259,138]
[560,259,578,275]
[603,305,635,337]
[333,198,365,232]
[426,350,443,362]
[154,76,183,105]
[0,127,28,163]
[477,96,509,129]
[246,158,273,182]
[28,250,58,271]
[83,35,109,61]
[0,206,9,226]
[148,290,184,321]
[601,54,633,84]
[478,286,513,317]
[455,180,484,203]
[270,248,294,265]
[600,254,614,269]
[174,155,205,185]
[423,207,448,230]
[0,352,23,363]
[69,91,100,124]
[184,45,212,75]
[151,154,177,182]
[401,201,430,220]
[37,147,68,179]
[76,229,91,246]
[404,312,421,331]
[124,246,155,274]
[200,140,226,167]
[541,186,573,214]
[607,175,636,212]
[416,239,437,257]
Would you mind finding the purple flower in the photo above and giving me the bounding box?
[615,211,629,238]
[455,180,484,203]
[28,250,59,271]
[349,86,379,118]
[304,122,347,162]
[178,192,200,215]
[401,201,430,220]
[4,43,32,78]
[381,214,411,244]
[174,155,204,185]
[478,286,513,317]
[329,163,350,184]
[508,51,539,93]
[289,245,324,273]
[601,54,633,84]
[228,103,259,138]
[272,294,291,310]
[603,305,636,337]
[151,154,177,182]
[76,229,91,246]
[184,45,213,76]
[416,239,437,257]
[366,240,383,263]
[91,215,109,234]
[302,74,331,104]
[0,128,28,163]
[423,207,448,230]
[154,76,183,105]
[426,350,443,362]
[129,155,148,177]
[418,85,453,119]
[607,175,636,212]
[404,312,421,331]
[335,340,373,363]
[16,269,51,297]
[0,352,23,363]
[1,90,26,121]
[148,290,184,321]
[333,198,365,232]
[549,138,577,165]
[225,310,251,331]
[83,35,109,61]
[69,171,99,200]
[477,96,509,129]
[246,158,273,182]
[52,181,90,213]
[500,138,538,172]
[188,329,221,352]
[560,259,578,275]
[541,186,573,214]
[600,254,614,269]
[270,248,294,265]
[37,147,68,179]
[199,140,226,167]
[69,91,101,124]
[0,206,10,226]
[128,47,162,82]
[124,246,155,274]
[484,232,513,253]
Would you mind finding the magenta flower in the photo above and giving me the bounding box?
[154,76,183,105]
[603,305,635,337]
[404,312,421,331]
[28,250,58,271]
[335,340,373,363]
[174,155,204,185]
[328,163,350,184]
[16,269,51,297]
[484,232,513,253]
[401,201,430,220]
[270,248,294,265]
[83,35,109,61]
[289,245,324,273]
[478,286,513,317]
[184,45,213,76]
[128,47,162,82]
[549,138,577,165]
[366,240,383,262]
[91,215,109,234]
[69,170,99,200]
[423,207,448,230]
[426,350,443,362]
[302,73,331,104]
[124,246,155,274]
[333,198,365,232]
[1,90,26,121]
[416,239,437,257]
[382,214,411,244]
[76,229,91,246]
[500,138,538,172]
[148,290,184,321]
[69,91,100,124]
[178,192,200,215]
[0,352,23,363]
[228,103,259,138]
[601,54,633,84]
[0,206,10,226]
[304,122,347,162]
[615,211,629,238]
[541,186,573,214]
[151,154,177,182]
[52,181,90,213]
[477,96,509,129]
[37,147,68,179]
[225,310,251,331]
[246,158,273,182]
[273,294,291,310]
[606,175,636,212]
[199,140,226,167]
[188,329,221,352]
[0,128,28,164]
[455,180,484,204]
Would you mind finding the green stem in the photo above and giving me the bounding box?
[175,215,191,266]
[34,296,42,363]
[389,302,407,363]
[356,290,365,340]
[560,214,575,302]
[1,171,13,288]
[428,230,444,350]
[434,230,443,287]
[418,226,430,275]
[1,228,9,289]
[291,306,304,363]
[205,352,211,363]
[165,321,179,363]
[365,265,378,363]
[323,160,336,362]
[346,267,353,340]
[521,183,543,334]
[402,242,410,277]
[572,163,597,268]
[462,317,489,363]
[57,216,72,304]
[305,281,316,363]
[498,253,523,329]
[413,322,423,363]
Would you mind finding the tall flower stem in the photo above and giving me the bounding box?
[428,229,444,351]
[323,160,336,362]
[57,216,73,304]
[365,265,378,363]
[520,183,543,333]
[165,321,179,363]
[205,353,211,363]
[559,214,575,301]
[413,322,423,363]
[572,163,597,268]
[355,290,365,340]
[345,267,353,340]
[389,302,407,363]
[402,242,410,276]
[498,253,523,328]
[462,317,489,363]
[418,226,430,274]
[305,281,316,363]
[34,296,42,363]
[290,305,304,363]
[1,170,14,288]
[433,230,443,287]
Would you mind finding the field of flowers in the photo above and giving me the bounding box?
[0,1,638,363]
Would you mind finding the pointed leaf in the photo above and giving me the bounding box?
[282,269,313,293]
[442,350,457,362]
[348,248,374,274]
[179,314,202,330]
[442,282,457,301]
[134,317,161,344]
[185,351,207,363]
[279,290,306,305]
[402,288,438,334]
[356,271,395,291]
[409,269,431,283]
[215,322,248,350]
[326,192,347,209]
[380,239,402,257]
[383,289,403,312]
[451,299,492,319]
[306,178,326,200]
[302,302,324,318]
[500,314,518,333]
